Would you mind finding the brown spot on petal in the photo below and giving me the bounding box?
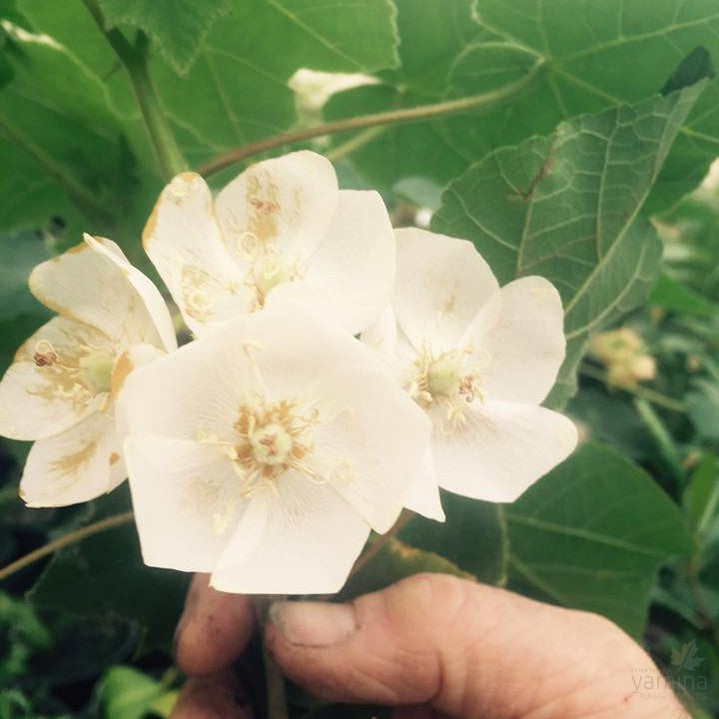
[51,440,97,477]
[109,452,120,466]
[246,172,279,245]
[65,242,89,255]
[110,350,134,401]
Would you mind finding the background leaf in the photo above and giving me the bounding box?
[97,0,231,74]
[328,0,719,212]
[27,487,189,652]
[433,83,706,406]
[400,492,507,585]
[505,442,692,637]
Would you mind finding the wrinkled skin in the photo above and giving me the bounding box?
[171,573,689,719]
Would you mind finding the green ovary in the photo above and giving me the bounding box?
[250,423,294,466]
[255,261,292,299]
[79,350,115,393]
[427,355,461,396]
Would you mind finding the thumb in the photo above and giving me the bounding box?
[266,573,689,718]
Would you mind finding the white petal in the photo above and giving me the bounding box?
[124,434,245,572]
[463,276,566,404]
[0,317,109,440]
[117,324,265,443]
[360,305,397,363]
[432,400,578,503]
[20,412,123,507]
[284,190,394,334]
[119,304,432,534]
[84,235,177,352]
[29,236,172,349]
[403,448,445,521]
[110,342,167,404]
[143,172,255,335]
[211,475,370,594]
[393,228,499,352]
[239,304,431,533]
[215,150,338,265]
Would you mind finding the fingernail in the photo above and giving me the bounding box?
[269,601,357,647]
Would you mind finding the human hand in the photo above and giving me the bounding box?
[170,573,689,718]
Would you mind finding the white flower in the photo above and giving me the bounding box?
[362,228,578,503]
[118,303,435,594]
[143,150,395,337]
[0,235,176,507]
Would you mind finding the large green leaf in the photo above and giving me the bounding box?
[0,7,144,238]
[5,0,400,236]
[329,0,719,210]
[325,0,485,188]
[433,84,706,406]
[28,488,189,651]
[151,0,399,167]
[505,442,691,637]
[339,537,472,601]
[97,0,231,74]
[400,492,506,585]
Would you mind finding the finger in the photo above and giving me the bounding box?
[169,670,252,719]
[175,573,256,676]
[266,573,689,718]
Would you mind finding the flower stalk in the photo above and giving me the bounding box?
[0,511,134,582]
[197,60,545,177]
[82,0,187,180]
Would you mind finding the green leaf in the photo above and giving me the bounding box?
[325,0,484,188]
[661,46,716,95]
[97,0,230,74]
[339,537,472,600]
[28,487,189,651]
[101,665,176,719]
[687,379,719,441]
[0,7,143,236]
[399,492,507,585]
[683,452,719,537]
[149,0,399,167]
[331,1,719,211]
[432,84,706,406]
[650,273,719,317]
[567,387,655,462]
[505,442,692,637]
[0,230,50,322]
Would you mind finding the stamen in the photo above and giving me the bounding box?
[408,346,483,429]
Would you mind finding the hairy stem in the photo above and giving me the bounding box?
[82,0,186,179]
[0,511,134,582]
[253,596,289,719]
[198,61,545,177]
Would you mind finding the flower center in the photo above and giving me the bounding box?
[427,355,462,397]
[254,259,293,301]
[407,347,482,432]
[79,350,115,393]
[216,397,320,496]
[31,338,117,412]
[249,422,293,466]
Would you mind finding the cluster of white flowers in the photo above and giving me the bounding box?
[0,151,577,593]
